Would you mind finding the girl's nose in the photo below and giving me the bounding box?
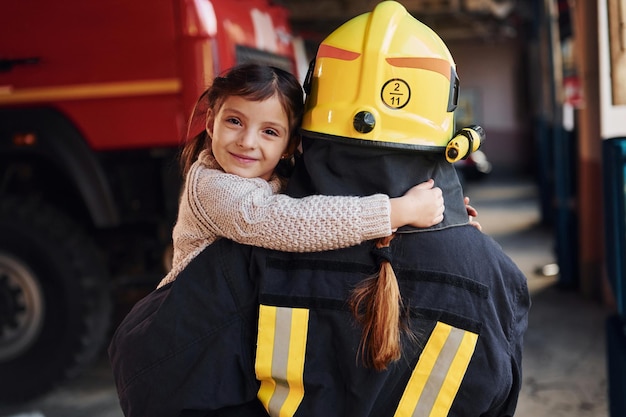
[237,130,257,149]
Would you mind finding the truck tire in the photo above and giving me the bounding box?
[0,195,112,403]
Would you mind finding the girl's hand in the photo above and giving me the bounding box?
[464,196,482,231]
[389,179,444,229]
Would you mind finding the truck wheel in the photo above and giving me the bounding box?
[0,195,112,403]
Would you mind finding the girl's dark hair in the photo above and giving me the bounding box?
[180,63,304,177]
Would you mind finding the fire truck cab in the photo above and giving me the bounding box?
[0,0,302,403]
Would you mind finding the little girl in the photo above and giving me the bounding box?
[157,63,447,289]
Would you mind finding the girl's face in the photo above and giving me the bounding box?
[209,94,290,181]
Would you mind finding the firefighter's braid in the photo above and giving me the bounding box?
[349,234,405,370]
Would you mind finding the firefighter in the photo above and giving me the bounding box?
[252,2,528,416]
[109,2,529,416]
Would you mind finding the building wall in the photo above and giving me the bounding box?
[449,39,534,177]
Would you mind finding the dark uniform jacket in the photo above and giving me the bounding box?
[109,226,529,417]
[109,139,530,417]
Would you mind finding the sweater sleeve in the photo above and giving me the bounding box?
[187,163,392,252]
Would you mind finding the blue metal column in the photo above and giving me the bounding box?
[547,0,579,288]
[603,138,626,417]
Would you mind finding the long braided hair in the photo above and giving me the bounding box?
[349,234,414,370]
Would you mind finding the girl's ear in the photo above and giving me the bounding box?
[205,110,214,136]
[284,133,301,158]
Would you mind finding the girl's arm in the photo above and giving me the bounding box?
[189,164,443,253]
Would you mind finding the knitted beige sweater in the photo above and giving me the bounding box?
[157,150,391,288]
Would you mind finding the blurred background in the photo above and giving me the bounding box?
[1,0,625,416]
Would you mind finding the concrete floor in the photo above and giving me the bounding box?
[0,177,613,417]
[468,179,611,417]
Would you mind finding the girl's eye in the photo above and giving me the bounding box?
[263,128,279,137]
[226,117,241,126]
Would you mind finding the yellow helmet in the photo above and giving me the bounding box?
[302,1,463,154]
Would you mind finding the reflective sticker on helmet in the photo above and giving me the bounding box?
[317,44,361,61]
[381,79,411,109]
[386,57,452,80]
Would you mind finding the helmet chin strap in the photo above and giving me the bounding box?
[286,136,470,232]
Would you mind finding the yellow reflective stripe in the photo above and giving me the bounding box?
[257,305,278,409]
[394,322,478,417]
[0,78,181,104]
[256,305,309,417]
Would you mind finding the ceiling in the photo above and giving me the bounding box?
[277,0,533,45]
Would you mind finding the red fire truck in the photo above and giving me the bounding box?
[0,0,303,403]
